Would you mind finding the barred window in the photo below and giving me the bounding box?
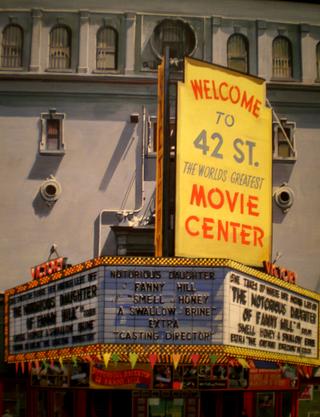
[227,34,249,73]
[40,109,65,155]
[272,36,292,79]
[49,26,71,70]
[316,42,320,80]
[96,26,118,70]
[1,24,23,68]
[151,19,196,65]
[147,115,176,154]
[272,117,296,161]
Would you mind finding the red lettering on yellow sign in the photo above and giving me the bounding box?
[185,216,264,247]
[190,184,260,216]
[184,183,265,247]
[190,79,262,118]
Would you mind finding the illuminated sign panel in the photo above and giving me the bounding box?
[9,270,100,353]
[31,257,68,280]
[224,272,318,358]
[6,259,319,365]
[175,58,272,265]
[104,267,223,345]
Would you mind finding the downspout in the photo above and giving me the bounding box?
[97,106,146,256]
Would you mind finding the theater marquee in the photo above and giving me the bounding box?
[4,258,320,366]
[175,58,272,266]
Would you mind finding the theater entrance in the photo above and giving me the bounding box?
[132,391,199,417]
[201,391,244,417]
[132,391,248,417]
[148,398,185,417]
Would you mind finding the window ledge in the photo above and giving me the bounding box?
[272,156,297,163]
[39,150,65,156]
[270,77,299,83]
[45,69,75,73]
[0,67,24,72]
[92,69,120,74]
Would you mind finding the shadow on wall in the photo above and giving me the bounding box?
[99,123,135,191]
[28,154,64,180]
[32,192,55,217]
[93,212,119,257]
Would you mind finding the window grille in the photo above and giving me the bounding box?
[272,118,296,160]
[151,19,196,64]
[1,24,23,68]
[147,115,176,153]
[227,34,249,73]
[272,36,292,79]
[46,119,60,151]
[49,26,71,70]
[316,42,320,80]
[96,27,118,70]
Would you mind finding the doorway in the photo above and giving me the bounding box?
[201,391,244,417]
[148,398,185,417]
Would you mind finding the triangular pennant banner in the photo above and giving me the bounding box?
[59,357,64,367]
[149,353,158,368]
[15,362,19,374]
[35,359,40,371]
[103,352,111,369]
[72,356,78,367]
[191,354,200,367]
[129,352,138,369]
[172,353,181,370]
[228,358,238,367]
[247,360,256,369]
[21,362,25,374]
[28,362,32,372]
[237,358,249,368]
[111,353,120,364]
[210,355,217,364]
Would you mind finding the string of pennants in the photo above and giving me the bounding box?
[14,353,313,377]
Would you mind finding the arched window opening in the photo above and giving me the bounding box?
[49,25,71,70]
[96,26,118,70]
[151,19,196,66]
[272,36,292,79]
[1,24,23,68]
[227,34,249,73]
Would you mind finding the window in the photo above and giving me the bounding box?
[227,34,249,73]
[1,24,23,68]
[96,26,118,70]
[273,117,296,161]
[40,109,65,155]
[316,42,320,81]
[147,115,176,153]
[151,19,196,67]
[49,25,71,70]
[272,36,292,79]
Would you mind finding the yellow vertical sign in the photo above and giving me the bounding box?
[175,58,272,266]
[154,60,164,256]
